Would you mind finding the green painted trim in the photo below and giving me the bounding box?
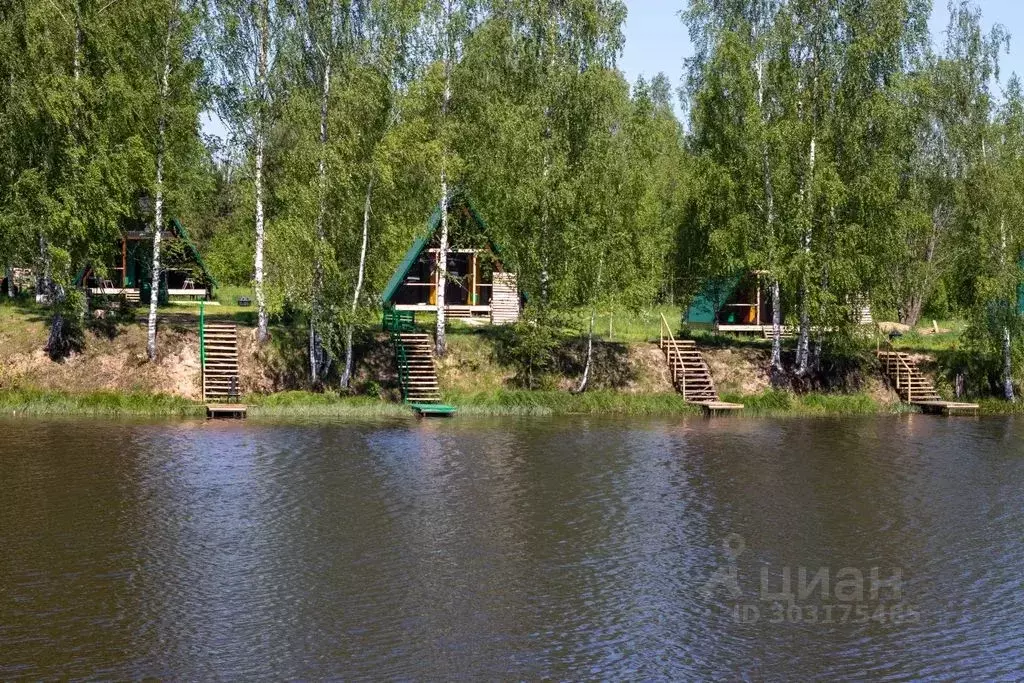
[686,274,743,324]
[380,208,438,303]
[380,195,511,304]
[170,217,218,288]
[411,403,457,416]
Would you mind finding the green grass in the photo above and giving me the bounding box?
[444,389,700,416]
[150,284,259,322]
[0,388,205,417]
[718,389,912,417]
[887,319,967,352]
[245,391,409,417]
[413,304,684,343]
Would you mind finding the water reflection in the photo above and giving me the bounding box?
[2,415,1024,678]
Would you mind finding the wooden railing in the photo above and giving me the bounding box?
[199,301,206,375]
[660,313,685,397]
[879,342,916,403]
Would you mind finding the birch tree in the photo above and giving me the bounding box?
[211,0,283,343]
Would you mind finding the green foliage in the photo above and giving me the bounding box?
[492,319,560,389]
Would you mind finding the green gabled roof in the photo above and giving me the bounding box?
[685,273,743,324]
[381,195,502,304]
[74,217,217,287]
[170,217,217,287]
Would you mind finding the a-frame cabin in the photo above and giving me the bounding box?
[381,196,521,325]
[76,217,216,304]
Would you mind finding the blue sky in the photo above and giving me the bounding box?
[620,0,1024,112]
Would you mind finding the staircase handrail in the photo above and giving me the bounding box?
[391,331,411,403]
[660,313,685,396]
[199,301,205,381]
[878,340,917,403]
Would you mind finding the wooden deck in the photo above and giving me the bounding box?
[699,401,745,415]
[411,403,457,417]
[660,314,744,415]
[914,401,980,416]
[206,403,247,419]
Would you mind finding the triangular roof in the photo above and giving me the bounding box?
[73,217,217,287]
[170,218,217,287]
[381,195,503,304]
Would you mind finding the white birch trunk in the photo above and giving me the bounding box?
[309,0,335,384]
[5,264,13,297]
[574,258,603,394]
[434,3,453,358]
[1003,326,1014,401]
[253,0,269,344]
[435,168,449,357]
[574,307,597,394]
[310,33,332,384]
[341,176,373,390]
[771,279,783,379]
[757,55,784,381]
[147,16,174,361]
[1001,216,1014,401]
[795,135,816,375]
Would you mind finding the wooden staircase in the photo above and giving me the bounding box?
[662,338,719,402]
[393,332,442,404]
[202,321,241,403]
[876,350,941,403]
[659,314,742,413]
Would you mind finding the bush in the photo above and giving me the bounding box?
[492,319,560,389]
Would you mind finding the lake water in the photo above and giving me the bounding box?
[1,415,1023,679]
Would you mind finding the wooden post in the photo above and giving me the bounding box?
[469,252,476,305]
[121,238,127,286]
[756,275,761,325]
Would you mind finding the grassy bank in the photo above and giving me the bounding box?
[0,387,939,419]
[0,388,206,417]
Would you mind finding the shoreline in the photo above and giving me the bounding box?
[1,387,999,420]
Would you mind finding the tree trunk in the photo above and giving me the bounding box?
[758,57,783,384]
[309,0,336,385]
[434,7,453,359]
[899,206,942,327]
[770,278,784,383]
[148,16,174,362]
[44,1,82,348]
[310,29,333,385]
[36,235,50,304]
[253,0,270,344]
[575,307,597,394]
[341,176,373,390]
[574,257,603,394]
[5,264,13,297]
[435,168,449,357]
[795,135,816,376]
[1003,326,1014,401]
[1000,216,1014,401]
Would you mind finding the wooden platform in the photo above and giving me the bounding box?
[410,403,457,417]
[914,401,979,416]
[206,403,247,419]
[699,401,745,415]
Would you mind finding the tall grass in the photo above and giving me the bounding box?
[0,388,205,417]
[719,389,911,417]
[444,389,699,416]
[246,391,408,417]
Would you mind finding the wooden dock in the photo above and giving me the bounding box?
[878,350,978,416]
[206,403,247,419]
[411,403,457,417]
[699,401,745,416]
[660,314,743,415]
[914,401,979,416]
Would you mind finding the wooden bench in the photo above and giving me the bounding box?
[167,288,207,301]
